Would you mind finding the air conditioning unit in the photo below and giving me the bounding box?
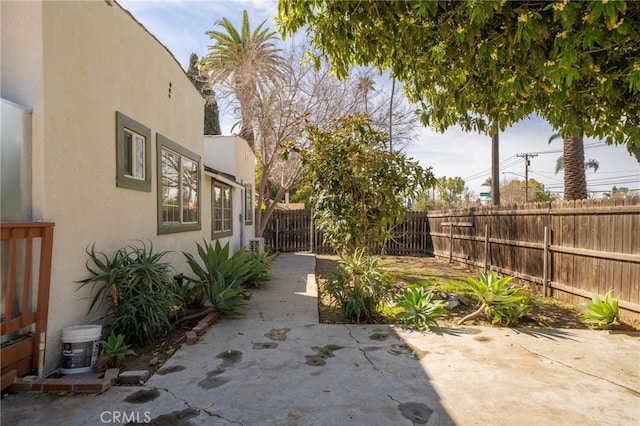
[249,237,265,253]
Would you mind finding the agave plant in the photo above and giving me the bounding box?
[580,290,619,328]
[182,241,250,314]
[458,271,530,326]
[396,287,447,330]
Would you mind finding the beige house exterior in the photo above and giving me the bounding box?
[1,0,254,374]
[204,136,257,252]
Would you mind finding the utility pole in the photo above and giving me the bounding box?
[491,121,500,206]
[516,153,538,202]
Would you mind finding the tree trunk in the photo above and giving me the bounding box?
[563,135,587,200]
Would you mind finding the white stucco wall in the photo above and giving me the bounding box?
[3,0,209,373]
[204,135,256,251]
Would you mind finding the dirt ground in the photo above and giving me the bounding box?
[315,253,640,331]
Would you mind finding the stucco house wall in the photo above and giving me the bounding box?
[204,135,256,252]
[1,0,212,373]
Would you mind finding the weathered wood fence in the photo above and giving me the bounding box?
[264,197,640,319]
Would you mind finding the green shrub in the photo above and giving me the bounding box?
[459,271,530,326]
[325,249,391,323]
[182,241,249,314]
[77,242,178,344]
[580,290,619,328]
[396,288,447,330]
[244,250,274,287]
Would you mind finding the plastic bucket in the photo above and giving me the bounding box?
[61,325,102,374]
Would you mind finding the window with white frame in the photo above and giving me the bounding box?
[212,180,232,238]
[116,111,151,191]
[124,129,145,179]
[157,134,201,234]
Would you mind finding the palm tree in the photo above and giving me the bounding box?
[554,156,599,175]
[356,74,375,114]
[202,10,288,150]
[548,133,588,200]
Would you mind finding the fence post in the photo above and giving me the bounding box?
[448,223,453,263]
[543,226,548,297]
[484,224,489,274]
[276,218,279,253]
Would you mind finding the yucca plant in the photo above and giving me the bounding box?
[580,290,619,328]
[77,242,178,344]
[458,271,530,326]
[325,249,391,323]
[182,241,249,315]
[396,288,447,330]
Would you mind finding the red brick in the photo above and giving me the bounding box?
[203,311,222,325]
[193,322,208,336]
[185,331,198,345]
[8,381,33,392]
[73,379,109,393]
[42,379,77,392]
[26,379,46,392]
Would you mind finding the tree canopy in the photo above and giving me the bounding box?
[277,1,640,147]
[302,114,434,255]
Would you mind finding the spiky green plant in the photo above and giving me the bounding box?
[396,288,447,330]
[77,241,178,344]
[182,241,249,315]
[99,331,136,362]
[459,271,530,326]
[580,290,619,328]
[325,248,391,323]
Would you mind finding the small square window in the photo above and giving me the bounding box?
[116,112,151,191]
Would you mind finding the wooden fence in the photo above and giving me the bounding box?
[263,197,640,319]
[428,197,640,319]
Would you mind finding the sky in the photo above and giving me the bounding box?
[117,0,640,198]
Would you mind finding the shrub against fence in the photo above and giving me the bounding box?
[264,197,640,319]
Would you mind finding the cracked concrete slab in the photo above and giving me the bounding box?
[2,253,639,425]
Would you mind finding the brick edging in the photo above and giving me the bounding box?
[186,310,222,344]
[9,368,119,394]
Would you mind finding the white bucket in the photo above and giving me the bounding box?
[61,325,102,374]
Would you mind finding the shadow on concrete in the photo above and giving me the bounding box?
[509,327,580,341]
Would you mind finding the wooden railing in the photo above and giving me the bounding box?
[1,222,54,388]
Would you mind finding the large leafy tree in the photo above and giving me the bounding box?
[202,10,289,149]
[302,114,434,255]
[278,1,640,200]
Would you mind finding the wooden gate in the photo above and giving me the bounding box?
[1,222,54,389]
